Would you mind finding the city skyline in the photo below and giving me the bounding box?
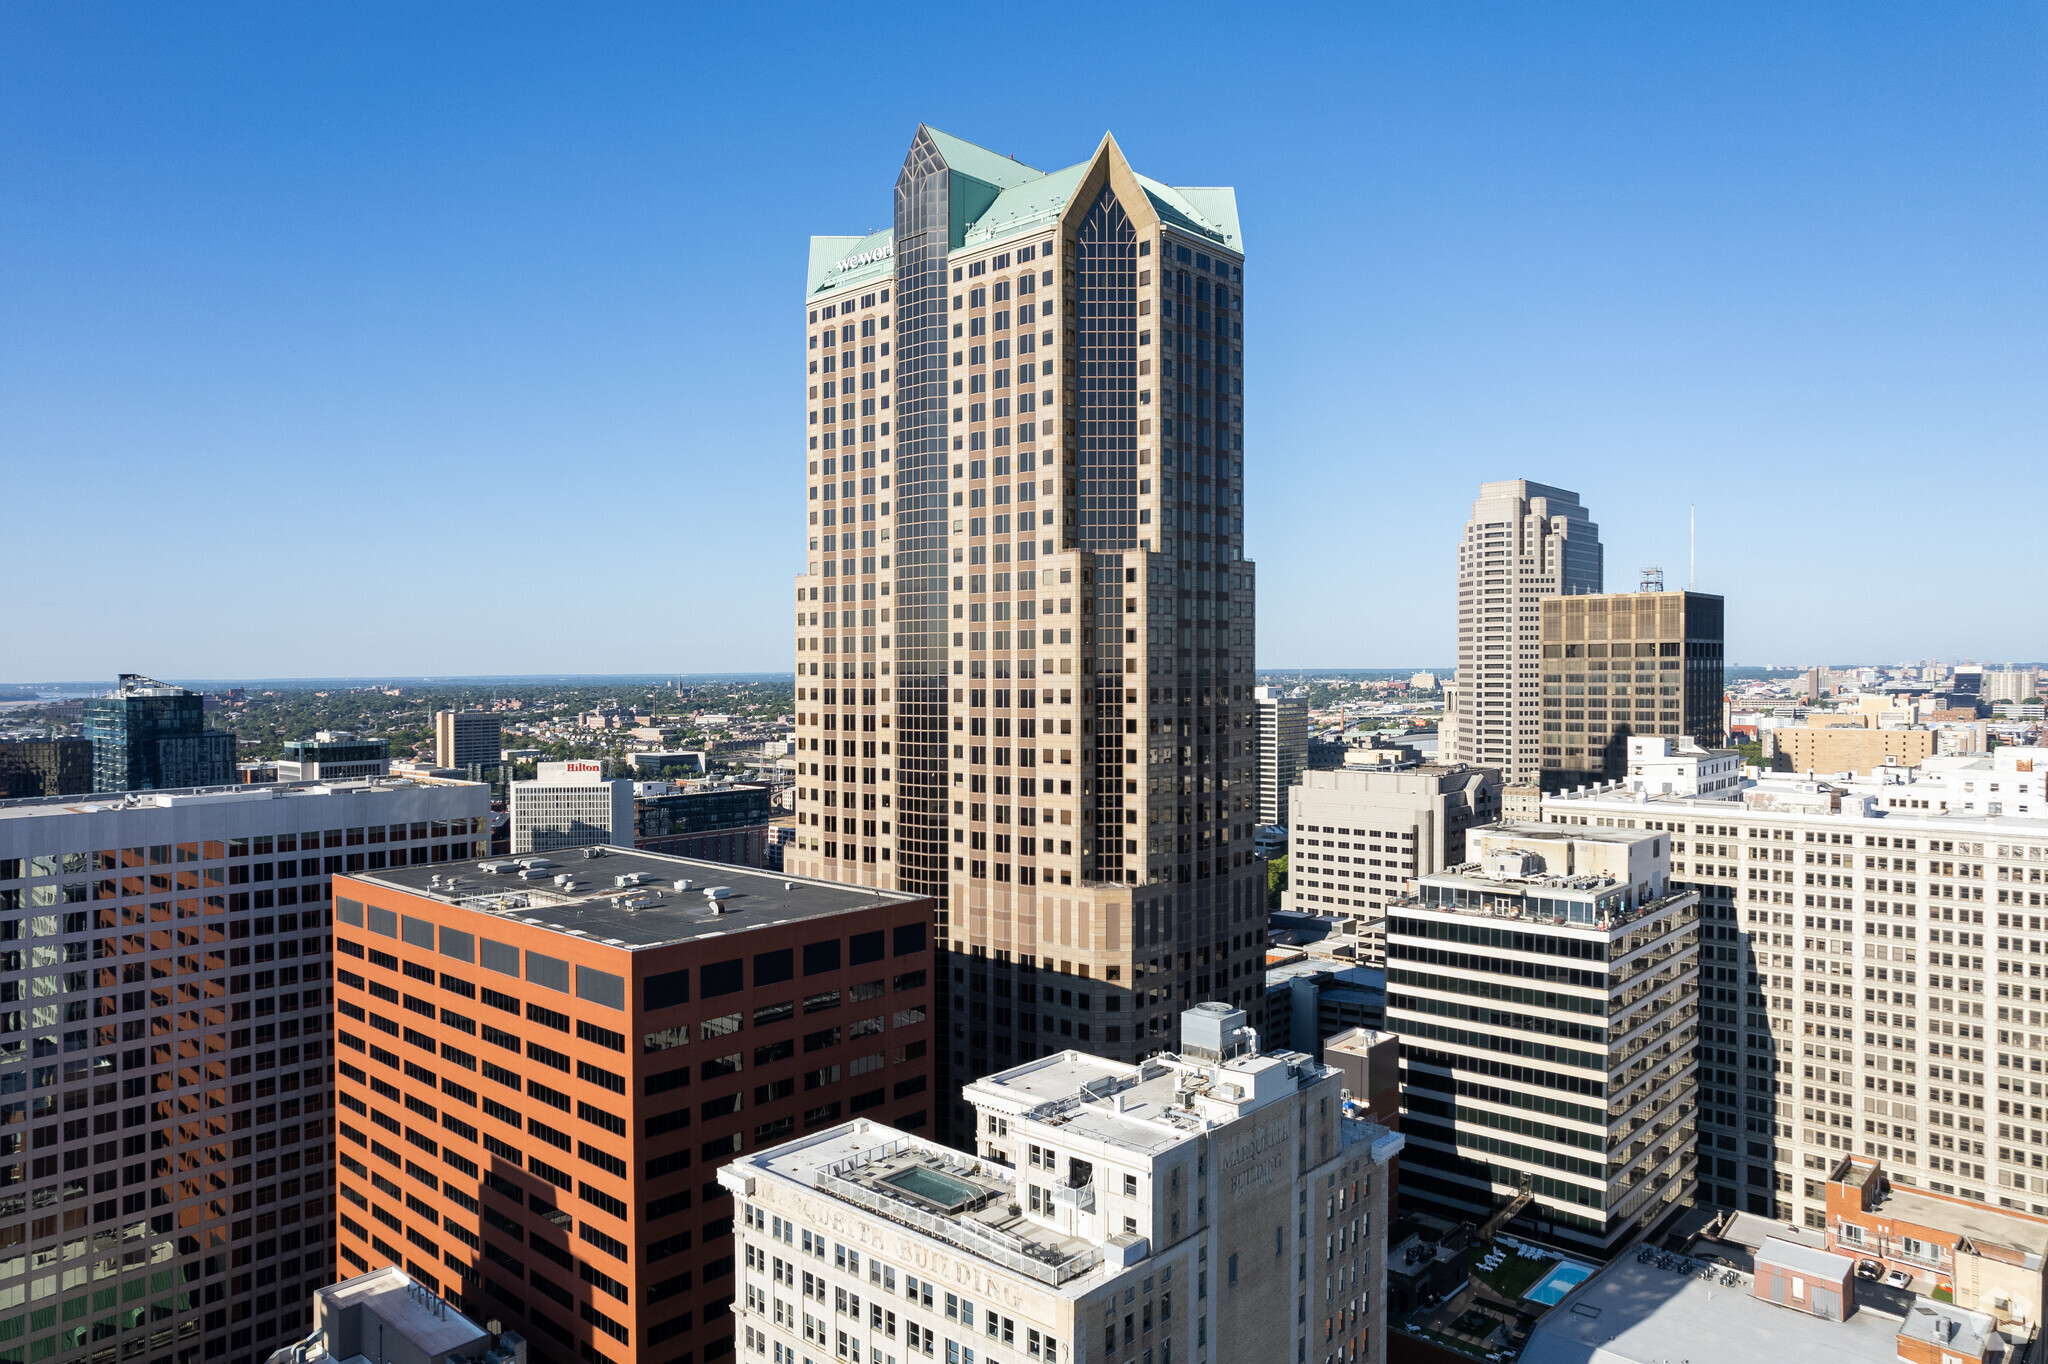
[5,7,2043,678]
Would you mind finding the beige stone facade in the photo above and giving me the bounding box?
[1282,764,1502,917]
[1447,481,1601,784]
[793,127,1265,1139]
[1774,722,1938,775]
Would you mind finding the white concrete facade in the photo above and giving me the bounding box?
[1253,687,1307,827]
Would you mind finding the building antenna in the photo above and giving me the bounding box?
[1689,504,1696,589]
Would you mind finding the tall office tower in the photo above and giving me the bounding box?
[331,852,937,1364]
[1537,589,1726,790]
[0,738,93,798]
[1253,685,1308,827]
[721,1003,1404,1364]
[84,676,237,793]
[1383,823,1700,1255]
[0,773,489,1364]
[1447,482,1601,785]
[434,711,502,776]
[793,127,1264,1139]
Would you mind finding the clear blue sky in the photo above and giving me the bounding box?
[3,4,2042,680]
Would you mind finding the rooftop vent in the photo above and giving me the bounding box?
[1180,1002,1254,1063]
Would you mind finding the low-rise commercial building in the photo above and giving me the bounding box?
[332,850,937,1364]
[1283,765,1502,918]
[1520,1231,2019,1364]
[1824,1155,2048,1322]
[275,733,391,783]
[721,1003,1404,1364]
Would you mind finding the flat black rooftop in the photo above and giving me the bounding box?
[347,846,925,950]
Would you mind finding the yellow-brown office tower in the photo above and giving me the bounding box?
[791,127,1265,1138]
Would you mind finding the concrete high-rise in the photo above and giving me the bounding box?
[1447,482,1601,785]
[83,675,236,793]
[792,126,1266,1139]
[1538,588,1725,790]
[1281,764,1503,918]
[1382,822,1700,1253]
[1253,685,1308,826]
[0,772,489,1364]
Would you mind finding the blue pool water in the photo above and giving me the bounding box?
[1523,1260,1594,1306]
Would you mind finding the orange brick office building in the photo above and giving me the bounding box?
[329,849,935,1364]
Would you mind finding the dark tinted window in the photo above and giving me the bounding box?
[754,949,794,987]
[893,922,927,957]
[849,931,885,966]
[644,969,689,1011]
[702,958,744,998]
[802,940,841,977]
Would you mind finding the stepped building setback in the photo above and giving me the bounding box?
[793,125,1266,1138]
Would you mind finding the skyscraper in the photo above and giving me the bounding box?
[1447,482,1601,785]
[1253,684,1307,827]
[1537,588,1726,789]
[83,675,236,793]
[793,127,1265,1138]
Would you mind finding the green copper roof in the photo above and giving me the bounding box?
[808,131,1240,297]
[922,128,1043,191]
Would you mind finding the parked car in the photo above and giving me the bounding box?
[1885,1269,1914,1289]
[1855,1260,1883,1281]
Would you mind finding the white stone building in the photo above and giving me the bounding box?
[1540,748,2048,1230]
[720,1004,1404,1364]
[509,760,636,853]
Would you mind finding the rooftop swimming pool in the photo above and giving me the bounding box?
[882,1166,984,1212]
[1523,1260,1594,1306]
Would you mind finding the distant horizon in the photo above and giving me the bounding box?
[13,662,2030,694]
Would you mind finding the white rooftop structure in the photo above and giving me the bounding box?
[1520,1249,2018,1364]
[273,1266,501,1364]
